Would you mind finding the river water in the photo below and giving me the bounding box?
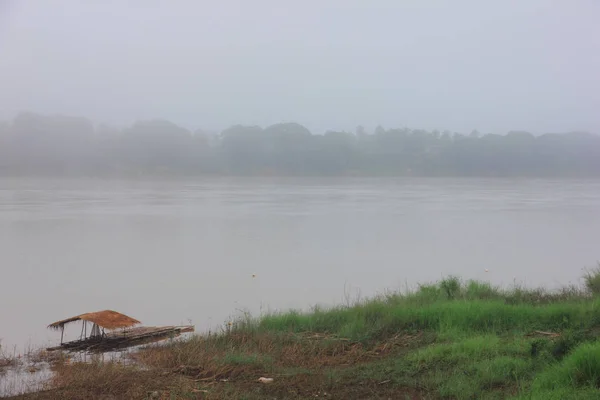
[1,177,599,353]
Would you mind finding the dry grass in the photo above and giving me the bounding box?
[48,310,141,331]
[9,270,600,399]
[139,329,429,399]
[0,346,20,373]
[10,363,196,400]
[9,331,430,400]
[0,356,19,370]
[135,330,427,372]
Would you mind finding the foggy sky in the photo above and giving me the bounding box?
[1,0,599,134]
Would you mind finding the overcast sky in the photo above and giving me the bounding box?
[0,0,598,134]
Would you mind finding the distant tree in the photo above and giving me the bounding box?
[1,111,600,178]
[263,122,312,149]
[311,131,357,174]
[192,129,210,149]
[355,125,367,138]
[220,125,267,173]
[262,122,313,173]
[9,112,94,173]
[121,119,192,172]
[0,121,12,171]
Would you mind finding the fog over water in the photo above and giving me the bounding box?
[1,177,599,351]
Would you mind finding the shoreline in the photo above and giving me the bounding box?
[5,269,600,399]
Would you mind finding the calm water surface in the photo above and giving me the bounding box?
[1,177,599,352]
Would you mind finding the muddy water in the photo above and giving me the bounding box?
[0,362,53,396]
[1,177,599,355]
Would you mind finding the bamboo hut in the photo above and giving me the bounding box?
[47,310,194,353]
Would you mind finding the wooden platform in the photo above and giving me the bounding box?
[46,325,195,353]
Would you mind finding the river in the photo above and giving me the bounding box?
[1,177,599,353]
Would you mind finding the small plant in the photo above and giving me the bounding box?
[583,264,600,296]
[532,341,600,390]
[464,280,500,300]
[221,352,272,367]
[440,276,461,299]
[18,270,600,399]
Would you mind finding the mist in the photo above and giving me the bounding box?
[1,0,599,134]
[3,4,600,397]
[1,112,600,177]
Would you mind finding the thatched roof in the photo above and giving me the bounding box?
[48,310,141,331]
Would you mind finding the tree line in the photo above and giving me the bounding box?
[1,111,599,177]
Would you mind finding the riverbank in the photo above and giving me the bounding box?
[9,268,600,399]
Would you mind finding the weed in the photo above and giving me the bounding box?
[583,263,600,295]
[10,272,600,400]
[532,341,600,390]
[440,276,461,299]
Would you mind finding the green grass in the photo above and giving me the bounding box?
[512,342,600,399]
[584,264,600,296]
[255,291,598,342]
[17,270,600,399]
[531,341,600,390]
[214,273,600,399]
[219,352,274,369]
[407,335,524,365]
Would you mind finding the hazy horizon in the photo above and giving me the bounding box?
[3,109,600,136]
[1,1,599,134]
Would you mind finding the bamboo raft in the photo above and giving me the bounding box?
[46,310,195,353]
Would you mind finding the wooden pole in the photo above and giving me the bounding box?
[61,326,64,344]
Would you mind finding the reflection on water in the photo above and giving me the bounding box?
[1,177,599,354]
[0,361,53,397]
[0,345,158,397]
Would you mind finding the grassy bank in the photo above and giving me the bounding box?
[12,268,600,399]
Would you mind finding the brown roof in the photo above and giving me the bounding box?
[48,310,141,331]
